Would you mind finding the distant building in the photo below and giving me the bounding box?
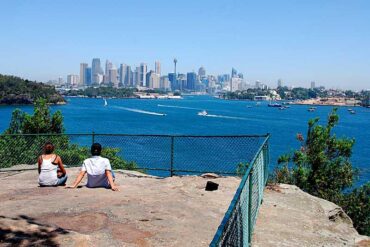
[231,68,238,78]
[79,63,88,86]
[119,64,127,86]
[85,67,92,86]
[160,76,170,90]
[255,80,262,89]
[92,58,103,84]
[230,77,243,92]
[311,81,316,89]
[168,73,177,91]
[187,72,197,90]
[155,61,161,75]
[104,60,113,83]
[67,74,79,86]
[198,66,206,79]
[277,79,282,88]
[146,70,160,89]
[238,73,244,79]
[139,63,147,87]
[125,65,132,86]
[108,67,118,87]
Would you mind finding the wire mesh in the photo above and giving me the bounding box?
[210,137,269,247]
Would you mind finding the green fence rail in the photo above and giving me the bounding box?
[210,135,269,246]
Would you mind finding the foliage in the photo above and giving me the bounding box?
[340,183,370,236]
[271,109,369,235]
[0,98,138,172]
[0,74,65,104]
[63,86,137,98]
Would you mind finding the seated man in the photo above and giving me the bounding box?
[67,143,119,191]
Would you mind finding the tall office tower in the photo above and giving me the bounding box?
[80,63,88,86]
[177,74,186,91]
[168,73,176,91]
[311,81,316,89]
[119,64,127,85]
[85,67,92,86]
[125,65,132,86]
[230,77,242,92]
[146,70,160,89]
[231,68,238,78]
[187,72,197,90]
[139,63,147,87]
[133,66,140,86]
[108,67,118,87]
[92,58,103,84]
[104,60,113,83]
[238,73,244,79]
[155,61,161,75]
[277,79,282,88]
[160,76,170,90]
[198,66,206,78]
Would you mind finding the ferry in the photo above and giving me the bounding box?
[268,102,282,107]
[198,110,208,116]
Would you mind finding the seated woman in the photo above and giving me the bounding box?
[67,143,119,191]
[38,142,68,186]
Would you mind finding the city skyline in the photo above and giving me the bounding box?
[1,0,370,90]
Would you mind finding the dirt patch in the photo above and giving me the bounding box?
[110,222,153,247]
[39,212,109,234]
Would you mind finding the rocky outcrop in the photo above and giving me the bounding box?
[252,184,369,247]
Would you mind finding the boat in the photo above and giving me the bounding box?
[348,108,353,111]
[349,110,356,114]
[308,107,316,112]
[103,98,108,106]
[198,110,208,116]
[268,102,282,107]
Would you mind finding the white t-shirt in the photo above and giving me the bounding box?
[81,156,112,188]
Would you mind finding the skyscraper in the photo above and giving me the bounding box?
[155,61,161,75]
[198,66,206,78]
[146,70,160,89]
[104,60,113,83]
[231,68,238,78]
[119,64,127,86]
[139,63,147,87]
[125,65,132,86]
[67,74,79,86]
[108,67,118,87]
[80,63,88,86]
[277,79,282,88]
[92,58,103,84]
[187,72,197,90]
[85,67,92,86]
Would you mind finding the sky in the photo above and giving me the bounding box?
[0,0,369,90]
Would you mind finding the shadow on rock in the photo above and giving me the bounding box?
[0,215,69,246]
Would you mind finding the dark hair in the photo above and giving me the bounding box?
[91,143,102,156]
[44,142,54,154]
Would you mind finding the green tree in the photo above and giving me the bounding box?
[271,109,370,235]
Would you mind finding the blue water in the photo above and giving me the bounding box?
[0,96,369,185]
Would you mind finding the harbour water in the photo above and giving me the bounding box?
[1,95,369,185]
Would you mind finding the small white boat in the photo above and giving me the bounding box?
[198,110,208,116]
[308,107,316,112]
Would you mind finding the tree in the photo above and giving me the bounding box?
[271,109,370,235]
[6,98,64,134]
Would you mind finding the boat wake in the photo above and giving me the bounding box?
[204,114,248,120]
[114,106,166,116]
[157,104,201,110]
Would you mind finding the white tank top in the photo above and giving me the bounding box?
[38,155,58,186]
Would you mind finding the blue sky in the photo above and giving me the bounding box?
[0,0,369,90]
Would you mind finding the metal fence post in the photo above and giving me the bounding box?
[170,136,174,177]
[92,131,95,144]
[248,169,253,246]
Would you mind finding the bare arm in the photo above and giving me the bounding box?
[66,171,86,188]
[37,156,42,174]
[56,156,66,175]
[105,170,119,191]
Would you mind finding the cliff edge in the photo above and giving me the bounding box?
[252,184,369,247]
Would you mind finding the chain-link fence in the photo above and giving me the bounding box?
[210,136,269,247]
[0,132,270,246]
[0,133,268,177]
